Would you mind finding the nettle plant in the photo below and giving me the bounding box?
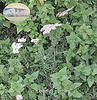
[0,0,97,100]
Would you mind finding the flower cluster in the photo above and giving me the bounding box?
[12,42,23,53]
[56,6,74,17]
[12,37,39,54]
[12,37,26,54]
[40,23,62,34]
[31,38,39,44]
[16,95,23,100]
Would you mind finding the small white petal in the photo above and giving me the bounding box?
[43,56,46,59]
[31,38,39,44]
[18,38,26,42]
[16,95,23,100]
[54,23,62,26]
[12,42,16,48]
[13,49,19,53]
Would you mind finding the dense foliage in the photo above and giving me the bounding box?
[0,0,97,99]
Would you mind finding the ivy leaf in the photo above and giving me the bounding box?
[27,46,33,52]
[87,76,94,87]
[73,83,82,89]
[92,18,97,27]
[3,21,10,28]
[23,26,30,32]
[0,84,6,95]
[62,79,72,90]
[8,66,14,73]
[32,71,39,80]
[53,79,61,89]
[0,13,5,20]
[3,47,9,53]
[72,89,82,98]
[82,66,91,76]
[30,83,40,91]
[12,74,18,81]
[17,26,22,34]
[92,68,97,76]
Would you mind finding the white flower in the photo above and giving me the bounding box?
[40,23,62,34]
[31,38,39,44]
[16,95,23,100]
[43,56,46,59]
[18,37,26,42]
[56,6,74,17]
[54,23,62,26]
[12,42,23,54]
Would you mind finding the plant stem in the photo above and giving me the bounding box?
[43,88,45,100]
[53,46,55,62]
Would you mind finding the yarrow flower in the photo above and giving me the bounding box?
[40,23,62,34]
[56,6,74,17]
[43,56,46,60]
[12,42,23,53]
[16,95,23,100]
[18,37,26,42]
[31,38,39,44]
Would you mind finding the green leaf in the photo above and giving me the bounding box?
[0,84,6,95]
[73,83,82,88]
[17,26,22,34]
[23,26,30,32]
[87,76,94,87]
[29,91,36,99]
[3,47,9,53]
[80,75,86,81]
[92,68,97,76]
[59,67,67,75]
[92,18,97,27]
[38,96,44,100]
[32,71,39,80]
[3,21,10,28]
[8,59,23,73]
[82,66,91,76]
[94,75,97,82]
[30,83,40,91]
[27,46,33,52]
[68,90,73,97]
[12,74,18,81]
[60,74,69,81]
[55,0,58,4]
[50,73,58,79]
[0,14,5,20]
[72,89,82,98]
[62,79,72,90]
[61,93,67,99]
[89,47,95,54]
[53,79,61,88]
[8,66,14,73]
[5,38,10,44]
